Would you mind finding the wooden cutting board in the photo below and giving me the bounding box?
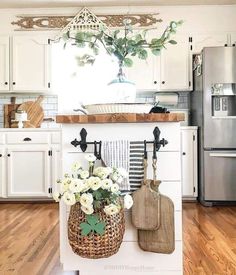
[17,95,44,128]
[131,178,161,230]
[138,187,175,254]
[4,97,19,128]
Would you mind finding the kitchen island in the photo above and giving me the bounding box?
[56,113,184,275]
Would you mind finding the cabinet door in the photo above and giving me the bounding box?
[125,30,159,91]
[181,129,197,197]
[12,35,51,92]
[159,35,191,91]
[0,36,9,91]
[0,148,7,198]
[125,54,158,91]
[7,146,51,198]
[192,34,227,54]
[51,148,62,194]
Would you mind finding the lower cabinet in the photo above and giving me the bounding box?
[0,130,61,200]
[181,126,198,199]
[0,148,6,197]
[7,146,51,198]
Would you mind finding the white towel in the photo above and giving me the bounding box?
[101,140,130,191]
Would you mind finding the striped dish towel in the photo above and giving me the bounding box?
[129,141,145,192]
[101,140,130,191]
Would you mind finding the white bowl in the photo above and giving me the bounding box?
[84,103,153,114]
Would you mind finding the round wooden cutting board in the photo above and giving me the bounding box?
[17,95,44,128]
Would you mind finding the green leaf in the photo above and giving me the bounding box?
[168,40,177,45]
[94,221,106,235]
[123,57,133,67]
[80,222,92,236]
[138,49,148,60]
[86,215,99,227]
[151,49,161,56]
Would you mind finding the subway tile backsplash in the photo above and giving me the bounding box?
[0,94,58,128]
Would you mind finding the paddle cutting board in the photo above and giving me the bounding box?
[138,191,175,254]
[131,179,161,230]
[17,95,44,128]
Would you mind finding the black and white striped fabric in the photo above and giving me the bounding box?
[129,141,145,192]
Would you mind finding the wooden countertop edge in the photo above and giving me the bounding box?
[56,113,185,124]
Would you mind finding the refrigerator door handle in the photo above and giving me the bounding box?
[209,153,236,158]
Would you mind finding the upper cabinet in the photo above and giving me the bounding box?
[0,36,10,91]
[125,33,192,92]
[158,35,192,91]
[12,36,51,92]
[125,29,159,91]
[192,34,228,54]
[192,33,236,54]
[0,34,51,93]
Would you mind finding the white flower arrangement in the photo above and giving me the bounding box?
[54,155,133,218]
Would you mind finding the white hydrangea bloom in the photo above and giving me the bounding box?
[80,193,93,207]
[111,183,120,193]
[124,194,133,209]
[62,192,76,205]
[85,154,96,162]
[53,192,60,202]
[104,204,120,215]
[79,170,89,179]
[71,162,82,172]
[101,179,113,190]
[81,205,94,215]
[86,176,102,191]
[69,179,85,193]
[60,178,72,192]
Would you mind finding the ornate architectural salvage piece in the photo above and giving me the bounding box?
[11,15,74,30]
[12,11,162,31]
[98,14,162,28]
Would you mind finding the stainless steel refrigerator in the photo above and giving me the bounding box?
[191,46,236,206]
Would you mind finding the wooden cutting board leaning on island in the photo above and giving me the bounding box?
[4,95,45,128]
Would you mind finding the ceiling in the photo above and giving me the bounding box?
[1,0,236,8]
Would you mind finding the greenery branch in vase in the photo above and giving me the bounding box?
[63,19,183,103]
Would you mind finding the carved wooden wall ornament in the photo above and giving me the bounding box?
[11,9,162,31]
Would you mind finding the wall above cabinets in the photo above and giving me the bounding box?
[0,34,51,93]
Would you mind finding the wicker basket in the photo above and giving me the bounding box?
[68,202,125,259]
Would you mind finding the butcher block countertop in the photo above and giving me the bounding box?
[56,113,185,124]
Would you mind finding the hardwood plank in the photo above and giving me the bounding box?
[1,202,236,274]
[56,113,185,124]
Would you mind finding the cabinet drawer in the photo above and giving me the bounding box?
[6,132,50,144]
[0,133,5,144]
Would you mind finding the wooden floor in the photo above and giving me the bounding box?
[0,203,236,275]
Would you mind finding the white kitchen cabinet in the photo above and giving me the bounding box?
[125,54,158,91]
[125,30,159,91]
[0,36,9,91]
[125,33,191,92]
[181,126,198,199]
[0,35,51,93]
[192,33,229,54]
[12,35,51,92]
[0,148,6,198]
[7,146,51,198]
[0,129,61,200]
[158,35,192,91]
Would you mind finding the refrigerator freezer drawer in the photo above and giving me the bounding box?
[204,151,236,201]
